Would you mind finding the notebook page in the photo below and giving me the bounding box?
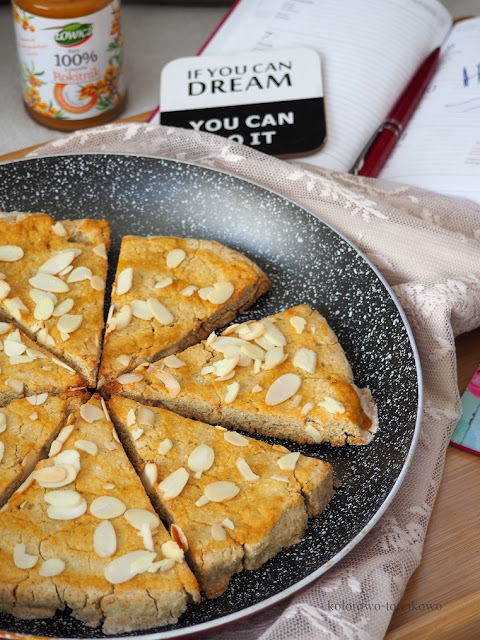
[202,0,452,172]
[380,17,480,203]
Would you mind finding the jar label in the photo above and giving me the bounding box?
[12,1,125,120]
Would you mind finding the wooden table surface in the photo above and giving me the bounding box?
[1,113,479,640]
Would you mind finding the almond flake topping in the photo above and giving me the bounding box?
[39,558,65,577]
[241,343,265,360]
[164,354,186,369]
[47,498,87,520]
[195,495,210,507]
[147,298,174,325]
[33,464,74,489]
[142,463,158,490]
[4,297,28,321]
[0,280,10,300]
[0,322,10,334]
[204,481,240,502]
[155,276,173,289]
[91,275,106,291]
[0,245,24,262]
[301,402,314,416]
[51,357,76,373]
[180,285,198,296]
[252,384,263,394]
[148,558,175,573]
[291,394,302,408]
[238,322,265,341]
[223,518,235,530]
[236,457,259,481]
[262,346,285,370]
[158,467,189,500]
[171,524,189,551]
[211,524,227,541]
[124,509,160,531]
[29,273,69,293]
[51,221,67,237]
[94,520,117,558]
[206,331,217,346]
[57,424,74,443]
[213,356,239,378]
[138,407,155,427]
[116,267,133,295]
[161,540,184,563]
[153,369,181,396]
[93,243,108,259]
[277,451,300,471]
[75,439,98,456]
[132,427,143,441]
[34,297,54,321]
[90,496,126,520]
[224,381,240,404]
[293,348,317,374]
[318,397,346,414]
[5,379,24,394]
[30,289,57,305]
[290,316,307,334]
[13,543,37,569]
[271,474,289,483]
[103,482,115,489]
[44,489,83,508]
[199,281,234,305]
[224,431,249,447]
[126,409,136,426]
[26,393,48,406]
[262,321,287,347]
[112,304,132,331]
[67,266,92,283]
[38,250,75,275]
[130,299,152,320]
[117,372,144,384]
[49,440,62,457]
[188,444,214,478]
[305,424,323,443]
[56,314,82,334]
[0,442,4,463]
[80,404,104,423]
[104,550,156,584]
[0,413,6,432]
[166,248,186,268]
[265,373,301,406]
[158,438,173,455]
[117,354,132,368]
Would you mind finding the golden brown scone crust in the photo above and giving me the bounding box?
[0,213,110,386]
[99,236,270,385]
[107,396,334,598]
[0,393,199,634]
[0,323,86,405]
[110,305,378,446]
[0,390,87,509]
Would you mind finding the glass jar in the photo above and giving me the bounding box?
[12,0,126,130]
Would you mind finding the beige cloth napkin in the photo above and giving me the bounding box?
[29,123,480,639]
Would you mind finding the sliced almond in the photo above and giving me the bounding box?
[4,297,28,321]
[204,481,240,502]
[149,558,175,573]
[39,558,65,577]
[13,543,37,569]
[51,221,67,236]
[223,431,249,447]
[166,248,186,268]
[136,406,154,427]
[104,550,156,584]
[291,394,302,408]
[270,474,289,483]
[34,297,54,321]
[251,384,263,394]
[142,462,158,490]
[305,424,323,443]
[75,439,98,456]
[38,250,75,275]
[116,267,133,295]
[293,348,317,374]
[161,540,184,563]
[54,449,80,472]
[0,322,10,334]
[0,280,10,300]
[180,285,198,297]
[113,304,132,331]
[155,276,173,289]
[124,509,160,531]
[90,496,126,520]
[223,518,235,530]
[117,354,132,368]
[277,451,300,471]
[0,441,4,463]
[67,266,92,283]
[238,322,265,341]
[0,245,24,262]
[117,372,144,385]
[47,498,87,520]
[0,412,6,432]
[318,397,346,414]
[126,409,136,426]
[213,356,239,378]
[26,393,48,406]
[130,299,153,320]
[91,275,105,291]
[5,379,24,394]
[290,316,307,334]
[262,346,285,370]
[171,524,189,552]
[157,438,173,456]
[30,290,57,306]
[236,457,259,481]
[158,467,189,500]
[195,495,210,507]
[241,343,265,361]
[80,404,104,423]
[200,281,234,305]
[56,314,82,334]
[187,444,214,477]
[93,243,108,259]
[147,298,174,325]
[301,402,314,416]
[33,464,76,488]
[44,489,83,508]
[153,370,181,396]
[57,424,74,443]
[224,381,240,404]
[163,354,186,369]
[48,440,62,457]
[265,373,301,406]
[211,524,227,541]
[29,273,69,293]
[131,427,144,441]
[94,520,117,558]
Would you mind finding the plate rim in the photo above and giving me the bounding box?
[0,152,424,640]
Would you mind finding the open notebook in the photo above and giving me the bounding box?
[152,0,480,204]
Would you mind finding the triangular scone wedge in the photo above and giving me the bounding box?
[0,213,110,386]
[0,322,86,405]
[110,305,378,446]
[99,236,270,387]
[0,394,199,635]
[108,396,334,598]
[0,390,87,509]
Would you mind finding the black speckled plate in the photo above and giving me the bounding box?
[0,154,421,640]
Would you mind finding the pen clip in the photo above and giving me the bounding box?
[349,122,401,175]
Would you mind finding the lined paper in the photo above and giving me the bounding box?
[203,0,452,172]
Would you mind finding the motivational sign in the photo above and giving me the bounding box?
[159,48,326,157]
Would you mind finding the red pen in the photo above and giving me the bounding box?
[350,47,441,178]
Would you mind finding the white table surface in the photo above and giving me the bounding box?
[0,0,477,156]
